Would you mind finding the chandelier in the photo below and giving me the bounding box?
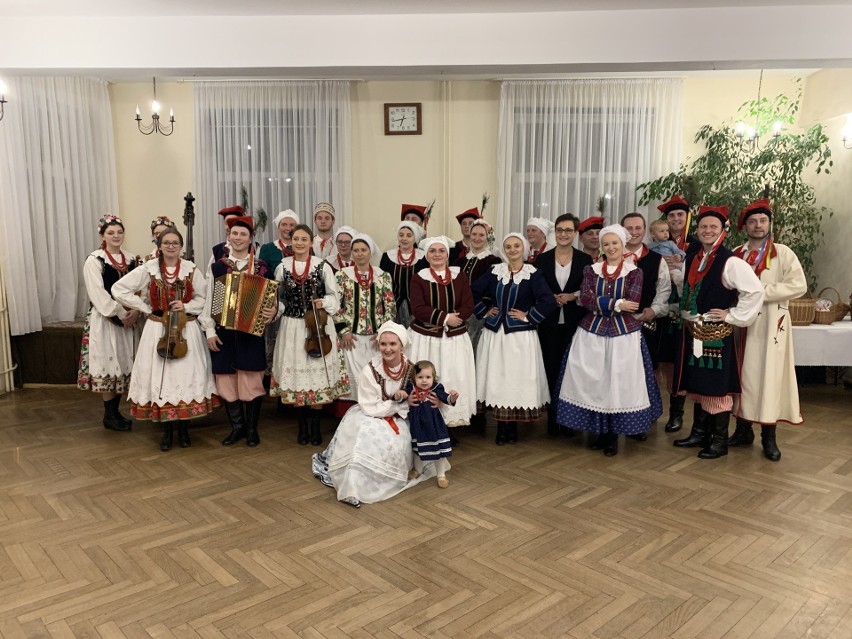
[135,77,175,136]
[734,70,781,153]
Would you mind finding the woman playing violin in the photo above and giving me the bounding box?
[200,216,280,448]
[270,224,350,446]
[112,228,219,451]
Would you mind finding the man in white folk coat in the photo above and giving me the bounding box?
[730,198,807,461]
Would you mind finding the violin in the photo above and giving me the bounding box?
[157,280,188,360]
[304,294,332,359]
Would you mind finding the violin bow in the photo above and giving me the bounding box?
[158,278,182,399]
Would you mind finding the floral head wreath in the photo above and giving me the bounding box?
[471,218,495,250]
[98,213,124,232]
[150,215,175,233]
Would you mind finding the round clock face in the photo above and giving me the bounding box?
[387,105,420,133]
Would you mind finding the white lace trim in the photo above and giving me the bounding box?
[384,248,424,265]
[591,260,636,278]
[417,266,461,282]
[558,396,650,414]
[492,262,535,284]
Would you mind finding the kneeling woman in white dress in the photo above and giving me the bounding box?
[112,228,220,451]
[471,233,557,445]
[312,321,430,508]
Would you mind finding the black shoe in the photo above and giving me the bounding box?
[471,412,487,435]
[761,425,781,462]
[450,432,460,446]
[698,411,730,459]
[604,433,618,457]
[664,395,686,433]
[109,396,133,429]
[495,423,507,446]
[222,401,246,446]
[160,423,173,451]
[728,418,755,446]
[506,422,518,444]
[245,397,263,447]
[673,404,709,448]
[178,425,191,448]
[308,411,322,447]
[103,398,132,432]
[297,407,310,445]
[590,433,606,450]
[629,432,647,441]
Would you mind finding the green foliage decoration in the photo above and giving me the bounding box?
[637,78,833,287]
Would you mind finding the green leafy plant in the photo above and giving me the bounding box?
[637,79,833,287]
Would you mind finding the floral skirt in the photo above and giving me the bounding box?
[77,308,136,393]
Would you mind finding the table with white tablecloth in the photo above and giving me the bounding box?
[792,317,852,366]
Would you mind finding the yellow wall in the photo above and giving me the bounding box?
[110,74,848,293]
[109,82,194,258]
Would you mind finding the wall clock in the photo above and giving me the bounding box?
[384,103,422,135]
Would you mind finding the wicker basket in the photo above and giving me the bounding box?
[813,287,844,325]
[789,291,816,326]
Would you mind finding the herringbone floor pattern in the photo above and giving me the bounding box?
[1,385,852,638]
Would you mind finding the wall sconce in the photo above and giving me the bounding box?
[0,79,7,122]
[135,77,175,136]
[842,114,852,150]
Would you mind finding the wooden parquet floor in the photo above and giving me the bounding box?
[2,385,852,638]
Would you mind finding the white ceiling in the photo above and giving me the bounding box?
[2,0,850,15]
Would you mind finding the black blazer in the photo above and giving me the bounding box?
[534,247,593,327]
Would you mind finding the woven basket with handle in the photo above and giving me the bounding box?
[789,291,816,326]
[813,287,846,325]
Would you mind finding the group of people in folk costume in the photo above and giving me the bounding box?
[78,192,805,507]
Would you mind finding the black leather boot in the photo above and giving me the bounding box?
[761,425,781,461]
[629,431,648,441]
[110,396,133,429]
[664,394,685,433]
[506,421,518,444]
[245,396,263,447]
[103,397,131,431]
[698,411,730,459]
[495,422,507,446]
[471,412,487,435]
[309,410,322,446]
[590,432,606,450]
[177,425,191,448]
[297,406,310,445]
[728,418,755,446]
[673,404,708,447]
[604,432,619,457]
[222,401,246,446]
[160,423,173,451]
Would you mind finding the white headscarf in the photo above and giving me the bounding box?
[350,233,378,258]
[421,235,451,255]
[377,320,410,349]
[502,232,531,261]
[526,217,554,236]
[397,221,425,244]
[598,224,629,247]
[273,209,299,228]
[334,225,357,243]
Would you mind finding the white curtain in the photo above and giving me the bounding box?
[0,76,118,335]
[194,81,351,254]
[496,79,682,238]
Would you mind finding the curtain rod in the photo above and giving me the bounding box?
[178,78,365,83]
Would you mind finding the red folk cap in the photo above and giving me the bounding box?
[455,207,481,224]
[226,215,255,233]
[696,205,729,224]
[578,216,605,234]
[218,205,245,218]
[657,195,690,216]
[400,204,427,222]
[737,198,772,230]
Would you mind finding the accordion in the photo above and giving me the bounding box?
[211,272,279,336]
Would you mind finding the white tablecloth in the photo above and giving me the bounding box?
[792,317,852,366]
